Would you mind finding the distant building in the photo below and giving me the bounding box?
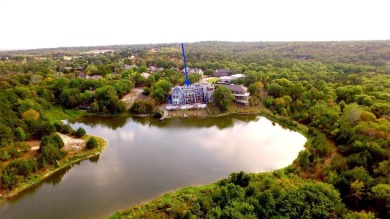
[182,67,204,76]
[231,74,246,80]
[63,56,72,61]
[78,73,102,80]
[212,69,232,77]
[78,72,87,79]
[124,64,138,70]
[219,76,232,84]
[63,67,72,72]
[88,75,102,80]
[140,72,150,79]
[219,84,250,105]
[218,74,246,84]
[148,66,164,73]
[171,84,215,105]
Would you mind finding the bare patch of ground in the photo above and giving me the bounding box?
[121,88,144,109]
[25,140,40,151]
[166,108,209,118]
[56,133,86,151]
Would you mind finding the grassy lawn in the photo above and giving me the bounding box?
[205,77,219,83]
[43,106,90,122]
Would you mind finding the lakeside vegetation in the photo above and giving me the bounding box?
[1,41,389,218]
[0,135,106,204]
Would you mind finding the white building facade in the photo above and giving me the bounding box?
[171,83,214,105]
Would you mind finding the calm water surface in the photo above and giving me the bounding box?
[0,115,306,219]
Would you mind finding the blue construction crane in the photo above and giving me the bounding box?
[181,43,191,86]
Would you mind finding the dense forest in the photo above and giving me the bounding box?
[0,41,389,218]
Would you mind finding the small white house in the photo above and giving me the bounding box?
[140,72,150,79]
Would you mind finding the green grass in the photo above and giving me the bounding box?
[43,106,90,122]
[205,77,219,83]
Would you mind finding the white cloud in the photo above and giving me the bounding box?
[1,0,389,50]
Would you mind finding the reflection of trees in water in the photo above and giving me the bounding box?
[71,114,260,130]
[132,114,260,130]
[10,166,70,203]
[89,155,100,163]
[74,116,130,130]
[47,166,71,186]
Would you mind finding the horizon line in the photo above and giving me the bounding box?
[1,39,390,52]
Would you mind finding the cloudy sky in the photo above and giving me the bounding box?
[1,0,389,50]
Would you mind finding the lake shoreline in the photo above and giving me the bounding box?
[0,136,107,205]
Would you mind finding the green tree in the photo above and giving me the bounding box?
[151,79,172,103]
[370,184,390,217]
[130,99,155,114]
[0,123,14,147]
[37,144,66,167]
[59,88,81,108]
[86,137,98,149]
[248,81,264,97]
[14,127,26,141]
[95,85,120,113]
[75,127,86,137]
[22,109,40,121]
[40,133,64,151]
[214,86,234,112]
[85,64,98,75]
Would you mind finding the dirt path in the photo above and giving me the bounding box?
[159,105,169,120]
[28,133,86,151]
[121,88,143,109]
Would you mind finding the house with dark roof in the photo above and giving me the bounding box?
[212,69,232,77]
[219,84,250,105]
[148,66,164,73]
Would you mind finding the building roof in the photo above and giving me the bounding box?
[172,86,182,93]
[219,84,248,93]
[148,66,163,72]
[140,72,150,78]
[183,67,203,74]
[124,64,138,69]
[89,75,102,80]
[231,74,246,78]
[212,69,231,77]
[219,76,232,80]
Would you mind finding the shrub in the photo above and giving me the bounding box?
[86,137,98,149]
[130,99,155,114]
[75,127,86,137]
[53,121,74,134]
[40,133,64,150]
[14,142,31,152]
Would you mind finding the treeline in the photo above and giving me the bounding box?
[111,171,377,219]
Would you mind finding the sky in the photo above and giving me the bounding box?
[1,0,389,50]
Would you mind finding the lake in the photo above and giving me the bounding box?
[0,115,306,219]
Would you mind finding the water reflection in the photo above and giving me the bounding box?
[1,115,306,219]
[76,114,259,130]
[89,154,100,163]
[70,116,130,130]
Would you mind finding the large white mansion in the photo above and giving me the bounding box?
[171,83,215,105]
